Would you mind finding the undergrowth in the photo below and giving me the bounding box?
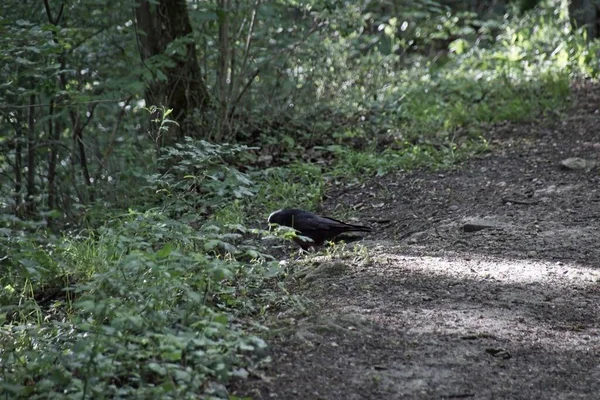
[1,1,599,399]
[0,209,289,398]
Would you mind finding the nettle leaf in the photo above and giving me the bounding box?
[218,241,237,253]
[156,69,168,81]
[204,239,221,250]
[203,225,221,233]
[238,343,254,351]
[234,171,253,185]
[210,266,234,280]
[186,289,201,302]
[147,362,167,376]
[213,314,228,325]
[18,258,47,277]
[156,244,173,258]
[245,249,260,259]
[251,336,267,349]
[173,368,191,382]
[234,187,254,198]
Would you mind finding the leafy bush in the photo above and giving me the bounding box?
[142,138,257,219]
[0,210,282,398]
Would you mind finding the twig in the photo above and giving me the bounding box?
[397,225,428,241]
[0,97,132,110]
[228,68,260,119]
[94,96,134,182]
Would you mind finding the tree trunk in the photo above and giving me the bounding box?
[14,114,23,217]
[217,0,231,140]
[69,106,95,203]
[48,100,59,212]
[135,0,211,147]
[27,94,36,216]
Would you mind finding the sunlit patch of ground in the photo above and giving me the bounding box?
[325,250,600,345]
[233,83,600,399]
[294,249,600,398]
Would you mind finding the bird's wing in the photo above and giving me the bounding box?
[301,214,359,231]
[319,215,372,231]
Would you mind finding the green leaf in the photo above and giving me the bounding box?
[232,368,249,378]
[156,244,173,258]
[238,343,254,351]
[204,239,220,250]
[148,362,167,376]
[0,382,24,395]
[15,57,34,65]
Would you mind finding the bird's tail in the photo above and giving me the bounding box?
[344,223,372,232]
[325,216,372,232]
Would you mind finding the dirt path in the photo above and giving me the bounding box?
[233,81,600,399]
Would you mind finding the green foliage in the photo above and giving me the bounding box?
[144,137,257,219]
[322,138,488,179]
[296,1,579,132]
[253,163,325,210]
[208,0,586,183]
[0,210,281,398]
[1,0,599,398]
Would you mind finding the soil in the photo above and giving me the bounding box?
[233,81,600,399]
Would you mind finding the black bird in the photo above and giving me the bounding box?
[268,208,372,250]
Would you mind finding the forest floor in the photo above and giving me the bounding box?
[232,81,600,400]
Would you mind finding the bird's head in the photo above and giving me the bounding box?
[267,208,298,230]
[267,209,284,230]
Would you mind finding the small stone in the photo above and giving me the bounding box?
[534,185,556,196]
[463,220,503,233]
[560,157,596,171]
[449,205,459,211]
[485,348,511,359]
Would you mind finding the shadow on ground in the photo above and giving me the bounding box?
[231,81,600,399]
